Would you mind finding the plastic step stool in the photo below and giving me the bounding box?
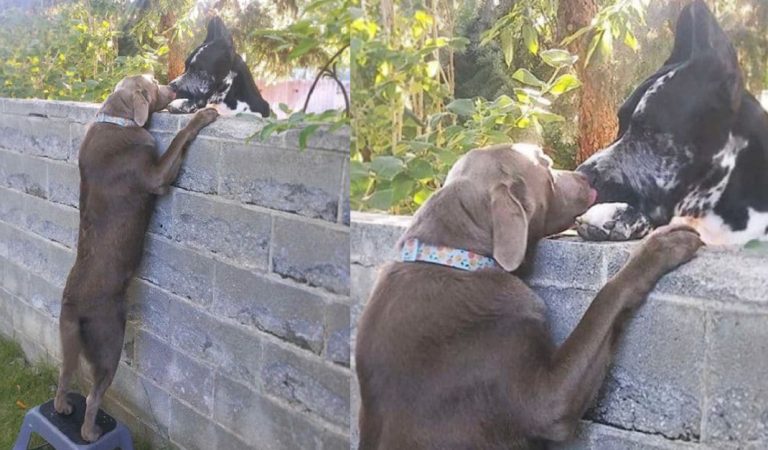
[13,393,133,450]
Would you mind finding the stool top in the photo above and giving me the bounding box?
[37,393,117,445]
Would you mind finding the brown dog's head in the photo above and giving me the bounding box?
[401,144,596,272]
[100,75,176,127]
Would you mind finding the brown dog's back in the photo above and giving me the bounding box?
[356,262,550,449]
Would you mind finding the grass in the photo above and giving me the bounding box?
[0,336,163,449]
[0,336,58,449]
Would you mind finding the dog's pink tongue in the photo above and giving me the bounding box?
[588,188,598,207]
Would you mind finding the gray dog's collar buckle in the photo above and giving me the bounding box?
[94,113,140,128]
[400,238,498,271]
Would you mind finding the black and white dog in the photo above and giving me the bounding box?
[168,17,271,117]
[576,0,768,246]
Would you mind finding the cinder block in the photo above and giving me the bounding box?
[3,99,98,124]
[324,302,350,367]
[281,126,350,154]
[27,270,63,319]
[172,191,271,270]
[149,189,174,238]
[107,363,172,436]
[0,186,26,228]
[655,249,768,306]
[3,258,29,300]
[0,288,15,338]
[170,398,251,450]
[261,339,350,428]
[0,114,71,160]
[339,158,350,226]
[0,149,48,198]
[586,299,706,440]
[135,330,215,416]
[47,160,80,208]
[69,123,89,162]
[214,262,326,354]
[178,137,221,195]
[219,142,344,222]
[6,230,74,287]
[148,111,180,132]
[138,236,215,308]
[525,238,606,290]
[350,263,379,346]
[190,114,271,142]
[704,311,768,444]
[272,216,349,294]
[151,132,222,195]
[213,373,339,449]
[168,298,264,389]
[127,279,173,340]
[349,212,409,266]
[24,194,78,248]
[552,422,709,450]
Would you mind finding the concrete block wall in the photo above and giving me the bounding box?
[351,212,768,450]
[0,98,350,449]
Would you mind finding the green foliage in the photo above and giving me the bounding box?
[0,3,162,102]
[351,1,580,213]
[0,337,57,450]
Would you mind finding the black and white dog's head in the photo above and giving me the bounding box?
[167,17,270,117]
[576,0,768,245]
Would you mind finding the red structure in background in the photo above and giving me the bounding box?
[256,78,350,118]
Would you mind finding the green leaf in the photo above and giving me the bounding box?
[391,173,415,203]
[349,160,369,182]
[522,24,539,55]
[413,188,433,205]
[548,74,581,96]
[370,156,405,180]
[298,124,321,149]
[279,103,292,114]
[624,30,639,51]
[446,98,474,117]
[745,240,768,251]
[511,68,545,88]
[288,39,317,60]
[499,28,515,67]
[540,49,577,68]
[367,188,394,210]
[407,159,434,180]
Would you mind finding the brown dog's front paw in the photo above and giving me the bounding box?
[635,223,703,274]
[54,396,73,415]
[81,423,102,443]
[190,106,219,129]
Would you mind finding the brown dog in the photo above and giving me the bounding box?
[53,75,218,442]
[355,144,703,449]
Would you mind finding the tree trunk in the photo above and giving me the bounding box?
[161,12,185,81]
[558,0,618,164]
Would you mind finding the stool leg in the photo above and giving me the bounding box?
[12,415,34,450]
[118,426,134,450]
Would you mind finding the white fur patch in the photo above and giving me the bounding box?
[189,43,210,65]
[576,202,651,241]
[208,71,236,104]
[635,70,678,115]
[672,133,759,245]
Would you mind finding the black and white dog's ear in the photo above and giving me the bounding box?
[667,0,742,110]
[668,1,736,65]
[205,16,233,43]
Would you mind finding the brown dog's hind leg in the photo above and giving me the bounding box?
[79,311,125,443]
[54,306,80,416]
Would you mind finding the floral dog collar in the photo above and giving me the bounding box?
[400,238,498,272]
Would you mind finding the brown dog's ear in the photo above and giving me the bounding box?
[490,182,529,271]
[132,90,149,127]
